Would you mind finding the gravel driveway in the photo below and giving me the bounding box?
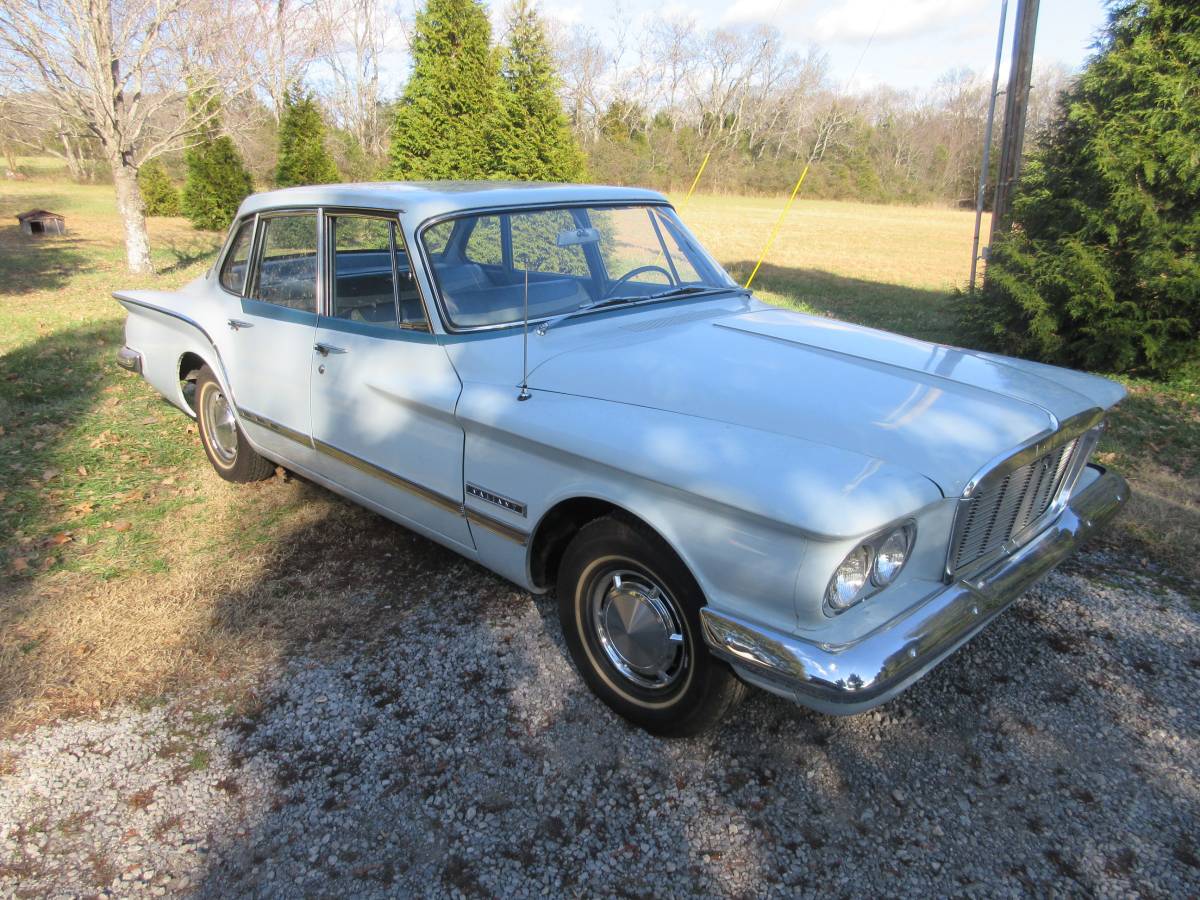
[2,527,1198,897]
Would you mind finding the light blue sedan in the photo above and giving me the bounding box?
[116,183,1128,736]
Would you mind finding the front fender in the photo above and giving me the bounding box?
[458,384,943,634]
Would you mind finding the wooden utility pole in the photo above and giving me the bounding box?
[990,0,1040,239]
[969,0,1009,293]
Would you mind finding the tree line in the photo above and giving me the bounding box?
[0,0,1072,269]
[0,0,581,272]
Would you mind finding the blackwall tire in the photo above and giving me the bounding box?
[194,365,274,483]
[556,515,747,737]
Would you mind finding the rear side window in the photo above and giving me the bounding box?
[251,214,318,312]
[218,220,254,294]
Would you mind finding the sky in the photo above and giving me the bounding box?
[373,0,1112,101]
[518,0,1111,92]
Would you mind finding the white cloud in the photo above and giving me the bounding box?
[544,2,586,27]
[723,0,987,44]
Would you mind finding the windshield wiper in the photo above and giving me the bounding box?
[535,285,745,335]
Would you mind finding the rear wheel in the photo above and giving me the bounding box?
[556,515,746,737]
[195,365,273,483]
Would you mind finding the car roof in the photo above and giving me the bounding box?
[236,181,669,224]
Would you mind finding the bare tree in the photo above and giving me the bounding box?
[314,0,396,158]
[249,0,324,122]
[646,17,697,130]
[554,26,608,142]
[0,0,259,272]
[0,87,103,181]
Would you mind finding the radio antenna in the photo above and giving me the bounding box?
[518,263,531,401]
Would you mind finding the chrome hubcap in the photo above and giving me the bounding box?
[202,386,238,462]
[591,570,686,690]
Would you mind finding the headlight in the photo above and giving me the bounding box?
[826,545,871,610]
[825,522,915,614]
[872,526,912,586]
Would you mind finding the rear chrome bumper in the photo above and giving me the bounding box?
[116,346,143,375]
[700,464,1128,715]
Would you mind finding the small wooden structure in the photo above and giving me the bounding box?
[16,209,66,236]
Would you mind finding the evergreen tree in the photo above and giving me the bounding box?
[494,0,586,181]
[389,0,501,180]
[138,158,181,216]
[276,88,341,187]
[181,96,254,231]
[966,0,1199,377]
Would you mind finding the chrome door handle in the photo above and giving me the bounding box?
[314,342,347,356]
[227,319,253,331]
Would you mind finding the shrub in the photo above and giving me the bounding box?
[965,0,1199,378]
[138,159,180,217]
[275,88,340,187]
[389,0,500,179]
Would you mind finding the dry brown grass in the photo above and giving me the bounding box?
[676,192,986,291]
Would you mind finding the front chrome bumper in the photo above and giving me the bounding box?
[700,464,1128,715]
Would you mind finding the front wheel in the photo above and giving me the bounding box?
[556,516,747,737]
[195,365,274,483]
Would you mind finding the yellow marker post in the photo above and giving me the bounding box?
[678,151,711,215]
[744,163,810,290]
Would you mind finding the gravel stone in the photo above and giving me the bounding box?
[0,547,1197,896]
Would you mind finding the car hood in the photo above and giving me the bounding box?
[526,304,1124,497]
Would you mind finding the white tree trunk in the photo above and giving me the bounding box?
[112,159,153,274]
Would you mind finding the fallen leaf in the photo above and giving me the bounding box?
[77,465,88,477]
[49,532,73,546]
[10,557,29,573]
[140,416,157,425]
[40,556,55,570]
[41,468,59,482]
[111,520,133,532]
[161,476,176,486]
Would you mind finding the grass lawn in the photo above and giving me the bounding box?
[1,171,1196,731]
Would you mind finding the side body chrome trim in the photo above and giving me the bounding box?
[312,437,463,517]
[239,408,314,449]
[465,508,530,546]
[236,408,530,545]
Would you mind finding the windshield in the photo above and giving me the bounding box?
[420,204,737,329]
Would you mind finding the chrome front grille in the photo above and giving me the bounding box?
[949,438,1083,574]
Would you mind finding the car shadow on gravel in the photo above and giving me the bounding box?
[176,489,1200,897]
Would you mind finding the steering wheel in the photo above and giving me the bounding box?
[602,264,674,299]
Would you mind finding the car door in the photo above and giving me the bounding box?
[308,210,473,550]
[220,210,321,463]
